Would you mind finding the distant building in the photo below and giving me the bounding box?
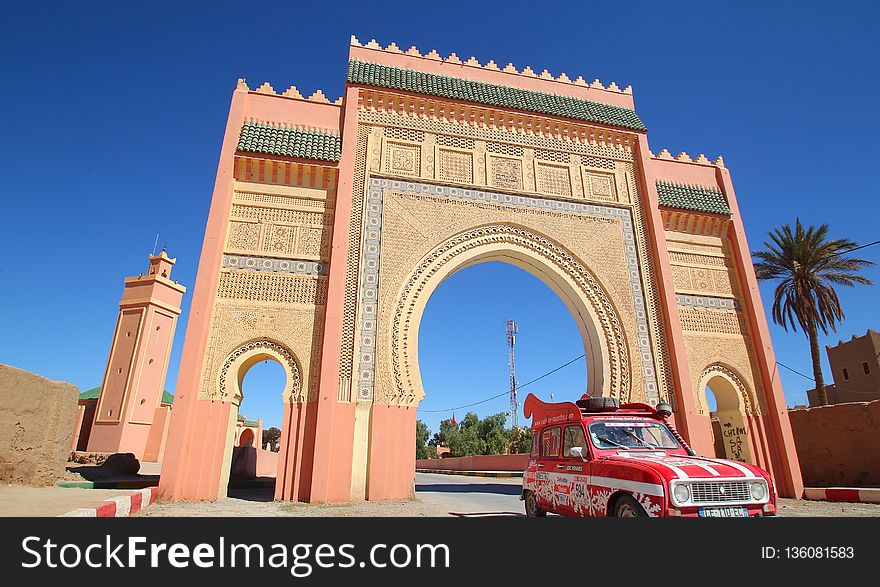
[806,329,880,406]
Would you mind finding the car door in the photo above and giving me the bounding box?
[558,424,590,517]
[537,426,561,512]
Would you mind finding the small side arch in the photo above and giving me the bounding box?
[696,363,758,417]
[698,363,756,463]
[218,338,302,405]
[238,427,255,448]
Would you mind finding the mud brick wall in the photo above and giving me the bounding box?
[0,364,79,485]
[788,400,880,487]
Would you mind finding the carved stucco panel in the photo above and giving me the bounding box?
[198,301,325,403]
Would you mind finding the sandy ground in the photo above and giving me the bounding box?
[775,498,880,517]
[138,473,880,518]
[0,461,164,517]
[0,486,144,517]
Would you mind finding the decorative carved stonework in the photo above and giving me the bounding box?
[338,115,673,408]
[489,155,524,190]
[587,173,615,200]
[352,177,672,409]
[535,162,572,197]
[436,147,473,183]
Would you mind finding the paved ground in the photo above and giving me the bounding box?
[140,473,524,517]
[0,486,145,517]
[139,473,880,517]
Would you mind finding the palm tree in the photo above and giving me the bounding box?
[753,220,874,405]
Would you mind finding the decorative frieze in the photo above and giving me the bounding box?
[222,254,327,276]
[676,294,738,311]
[217,272,327,306]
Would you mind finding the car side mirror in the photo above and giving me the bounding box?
[569,446,586,461]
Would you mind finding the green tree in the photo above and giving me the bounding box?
[261,427,281,452]
[447,412,485,456]
[478,412,509,455]
[753,219,874,405]
[429,417,456,448]
[415,420,433,459]
[507,426,533,454]
[422,412,534,457]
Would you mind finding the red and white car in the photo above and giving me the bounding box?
[521,393,777,517]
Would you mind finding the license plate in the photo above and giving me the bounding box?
[699,506,748,517]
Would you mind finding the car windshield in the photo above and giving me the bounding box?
[588,420,680,450]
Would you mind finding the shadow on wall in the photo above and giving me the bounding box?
[227,446,277,502]
[788,399,880,487]
[229,445,278,480]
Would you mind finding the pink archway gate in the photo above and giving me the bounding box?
[157,39,804,502]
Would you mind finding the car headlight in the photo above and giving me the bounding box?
[750,481,766,501]
[673,483,690,504]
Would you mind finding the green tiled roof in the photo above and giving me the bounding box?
[242,419,261,427]
[79,387,101,400]
[79,387,174,404]
[237,122,342,161]
[656,180,731,215]
[347,60,646,132]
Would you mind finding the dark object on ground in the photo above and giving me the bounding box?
[104,453,140,475]
[67,452,142,481]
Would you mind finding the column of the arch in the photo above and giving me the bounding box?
[367,405,416,500]
[305,85,361,502]
[634,134,714,455]
[275,400,319,501]
[275,402,295,499]
[716,167,804,498]
[159,83,248,501]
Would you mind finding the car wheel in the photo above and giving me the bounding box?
[524,490,546,517]
[613,494,648,517]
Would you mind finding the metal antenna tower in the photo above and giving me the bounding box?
[506,320,519,429]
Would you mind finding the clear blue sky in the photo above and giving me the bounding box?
[2,1,878,436]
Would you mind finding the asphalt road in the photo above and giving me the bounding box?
[414,473,524,517]
[138,472,880,517]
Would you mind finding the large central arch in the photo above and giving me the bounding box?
[346,177,666,500]
[390,224,629,406]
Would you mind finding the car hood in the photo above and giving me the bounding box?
[606,453,765,480]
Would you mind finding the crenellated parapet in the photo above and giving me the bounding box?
[236,78,343,105]
[350,35,633,97]
[653,148,725,168]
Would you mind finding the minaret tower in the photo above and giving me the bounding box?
[87,251,186,459]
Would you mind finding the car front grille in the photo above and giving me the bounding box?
[690,480,752,503]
